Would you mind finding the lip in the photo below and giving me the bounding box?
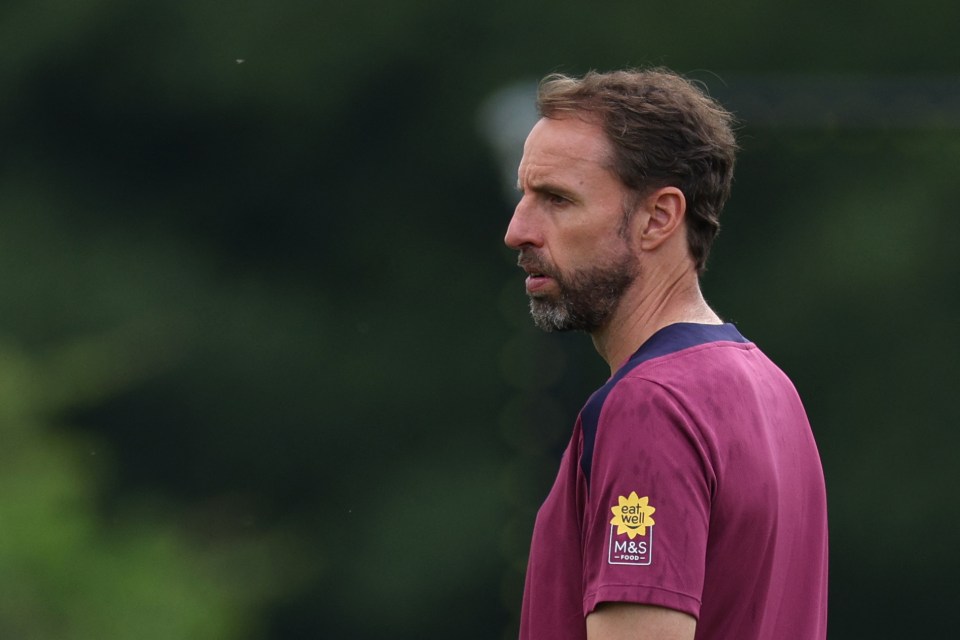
[525,274,554,294]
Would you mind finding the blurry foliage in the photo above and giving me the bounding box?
[0,335,309,639]
[0,0,958,637]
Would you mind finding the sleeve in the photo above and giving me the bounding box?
[580,377,714,620]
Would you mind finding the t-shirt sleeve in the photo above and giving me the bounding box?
[581,377,714,619]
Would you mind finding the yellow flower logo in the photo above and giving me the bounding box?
[610,492,656,539]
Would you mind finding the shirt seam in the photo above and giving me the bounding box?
[583,583,703,606]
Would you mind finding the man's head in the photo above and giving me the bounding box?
[537,68,738,275]
[505,68,737,333]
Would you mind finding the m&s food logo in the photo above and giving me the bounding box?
[608,492,655,566]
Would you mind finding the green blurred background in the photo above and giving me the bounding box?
[1,0,958,637]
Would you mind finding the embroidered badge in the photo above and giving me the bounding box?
[608,492,655,565]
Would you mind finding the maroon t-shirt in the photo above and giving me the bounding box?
[519,323,828,640]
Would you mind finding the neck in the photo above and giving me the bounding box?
[591,261,721,374]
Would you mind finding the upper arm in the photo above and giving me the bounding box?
[580,380,712,618]
[586,602,696,640]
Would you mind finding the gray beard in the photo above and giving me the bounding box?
[529,252,639,333]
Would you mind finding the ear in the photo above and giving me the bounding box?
[638,186,686,252]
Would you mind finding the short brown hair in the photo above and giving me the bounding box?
[537,68,737,273]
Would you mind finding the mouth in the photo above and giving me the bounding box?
[526,273,553,290]
[517,254,557,294]
[519,265,555,294]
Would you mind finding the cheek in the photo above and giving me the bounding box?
[558,230,617,265]
[549,209,627,265]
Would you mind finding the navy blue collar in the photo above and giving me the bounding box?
[620,322,748,375]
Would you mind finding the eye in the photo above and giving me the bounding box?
[547,192,571,207]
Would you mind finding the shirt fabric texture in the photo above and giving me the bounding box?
[518,323,828,640]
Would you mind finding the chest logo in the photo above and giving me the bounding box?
[608,492,655,565]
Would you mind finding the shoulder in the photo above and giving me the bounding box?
[598,375,699,441]
[580,374,703,484]
[595,340,750,419]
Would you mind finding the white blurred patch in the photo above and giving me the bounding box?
[477,80,539,203]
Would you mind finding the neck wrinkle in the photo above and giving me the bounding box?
[592,262,720,375]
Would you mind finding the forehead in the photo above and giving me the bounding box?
[521,116,611,165]
[518,116,614,184]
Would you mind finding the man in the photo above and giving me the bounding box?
[504,69,828,640]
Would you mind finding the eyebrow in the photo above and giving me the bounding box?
[516,179,578,200]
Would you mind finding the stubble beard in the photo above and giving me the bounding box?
[524,247,640,334]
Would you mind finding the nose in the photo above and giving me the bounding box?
[504,197,541,250]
